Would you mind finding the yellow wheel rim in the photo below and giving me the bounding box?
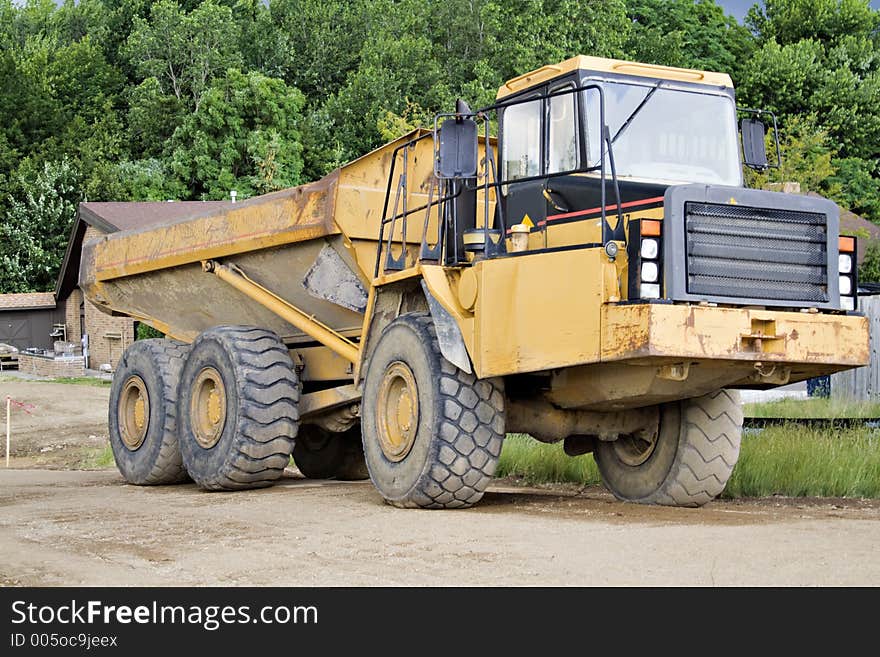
[119,375,150,450]
[191,367,227,449]
[376,361,419,462]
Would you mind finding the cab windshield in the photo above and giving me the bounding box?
[585,80,742,186]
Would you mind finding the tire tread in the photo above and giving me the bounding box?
[183,326,299,491]
[380,314,504,509]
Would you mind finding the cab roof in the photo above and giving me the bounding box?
[496,55,734,99]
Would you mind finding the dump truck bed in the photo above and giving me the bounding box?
[80,130,444,345]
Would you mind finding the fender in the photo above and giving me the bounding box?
[420,280,472,374]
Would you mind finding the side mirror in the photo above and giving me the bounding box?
[436,118,478,179]
[741,118,769,170]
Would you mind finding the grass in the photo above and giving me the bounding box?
[0,375,111,387]
[49,376,112,387]
[724,424,880,498]
[496,433,602,486]
[74,445,115,470]
[497,422,880,499]
[745,397,880,419]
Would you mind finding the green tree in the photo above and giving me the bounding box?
[746,114,840,195]
[859,241,880,282]
[125,0,242,112]
[257,0,373,97]
[0,158,81,292]
[747,0,879,47]
[625,0,755,78]
[101,159,184,201]
[169,69,305,199]
[740,0,880,169]
[827,157,880,223]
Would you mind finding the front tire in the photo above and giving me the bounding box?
[178,326,300,490]
[109,339,190,485]
[362,313,505,509]
[594,390,743,507]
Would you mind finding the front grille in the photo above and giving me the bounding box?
[684,202,828,303]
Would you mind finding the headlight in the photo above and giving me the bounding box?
[841,296,855,311]
[627,219,663,302]
[839,275,851,296]
[839,253,852,274]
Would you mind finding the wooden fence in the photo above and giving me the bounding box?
[831,294,880,400]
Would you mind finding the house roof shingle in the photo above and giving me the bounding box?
[0,292,56,310]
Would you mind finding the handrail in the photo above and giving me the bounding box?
[374,82,624,275]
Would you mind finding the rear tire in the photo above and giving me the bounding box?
[362,313,505,509]
[109,339,190,485]
[594,390,743,507]
[178,326,300,490]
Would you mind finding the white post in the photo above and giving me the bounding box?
[5,396,10,468]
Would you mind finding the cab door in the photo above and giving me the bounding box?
[500,91,546,231]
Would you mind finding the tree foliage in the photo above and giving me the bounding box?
[859,242,880,283]
[2,0,880,293]
[170,68,305,198]
[0,158,80,293]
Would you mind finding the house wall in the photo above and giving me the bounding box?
[79,226,135,371]
[17,353,85,377]
[0,308,65,351]
[64,288,83,345]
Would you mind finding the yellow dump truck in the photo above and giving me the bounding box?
[80,55,870,508]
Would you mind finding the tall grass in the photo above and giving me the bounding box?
[745,397,880,418]
[497,425,880,498]
[724,425,880,498]
[496,434,602,486]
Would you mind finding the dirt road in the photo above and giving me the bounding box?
[1,469,878,586]
[0,379,110,468]
[0,377,878,586]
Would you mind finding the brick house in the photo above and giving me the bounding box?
[1,200,232,375]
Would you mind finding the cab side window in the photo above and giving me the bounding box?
[501,97,542,182]
[548,85,579,173]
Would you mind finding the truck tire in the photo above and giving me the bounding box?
[178,326,300,490]
[362,313,505,509]
[109,339,190,485]
[594,389,743,507]
[293,425,368,480]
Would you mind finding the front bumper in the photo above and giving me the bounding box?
[602,302,869,371]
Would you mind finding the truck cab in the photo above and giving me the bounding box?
[488,56,853,312]
[498,56,741,249]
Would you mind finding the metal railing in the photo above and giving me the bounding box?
[374,83,623,277]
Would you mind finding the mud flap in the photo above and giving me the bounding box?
[421,281,472,374]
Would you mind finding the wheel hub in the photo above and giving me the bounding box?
[191,367,227,449]
[376,361,419,462]
[119,375,150,450]
[613,430,659,467]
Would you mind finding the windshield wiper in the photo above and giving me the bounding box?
[611,81,664,145]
